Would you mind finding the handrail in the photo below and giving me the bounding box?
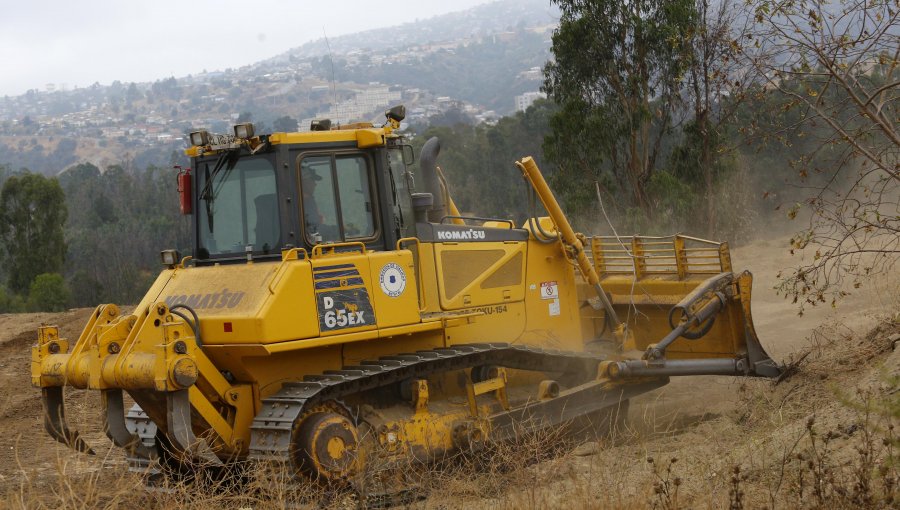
[439,215,515,229]
[267,247,310,294]
[589,233,732,278]
[397,237,426,312]
[312,241,367,257]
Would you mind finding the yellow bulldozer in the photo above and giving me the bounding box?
[31,105,780,484]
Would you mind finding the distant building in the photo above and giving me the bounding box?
[302,85,402,128]
[514,91,546,113]
[518,67,543,81]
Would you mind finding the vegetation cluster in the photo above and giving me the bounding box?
[429,0,897,309]
[0,163,190,311]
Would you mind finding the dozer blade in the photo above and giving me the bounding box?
[607,271,783,380]
[41,387,95,455]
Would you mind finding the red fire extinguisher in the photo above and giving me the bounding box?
[175,166,192,215]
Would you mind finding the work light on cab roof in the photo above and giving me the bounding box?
[233,122,254,139]
[189,129,209,146]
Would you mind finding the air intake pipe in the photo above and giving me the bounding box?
[419,137,445,222]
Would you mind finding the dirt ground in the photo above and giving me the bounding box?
[0,309,103,488]
[0,236,896,508]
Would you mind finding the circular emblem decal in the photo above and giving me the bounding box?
[379,263,406,298]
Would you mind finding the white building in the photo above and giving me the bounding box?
[514,91,546,113]
[302,86,402,128]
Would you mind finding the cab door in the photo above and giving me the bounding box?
[297,151,383,250]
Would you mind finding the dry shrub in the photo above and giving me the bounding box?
[2,409,626,510]
[736,317,897,429]
[729,318,899,509]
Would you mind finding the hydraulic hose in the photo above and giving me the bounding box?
[170,304,203,347]
[527,188,559,244]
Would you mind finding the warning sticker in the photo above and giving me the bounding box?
[540,281,559,300]
[549,299,561,316]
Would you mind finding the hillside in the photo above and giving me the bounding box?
[0,0,558,175]
[270,0,558,59]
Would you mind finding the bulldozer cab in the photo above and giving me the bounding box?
[188,120,416,264]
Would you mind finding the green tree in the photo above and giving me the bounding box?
[543,0,697,213]
[125,82,142,104]
[412,100,557,223]
[27,273,70,312]
[0,285,24,313]
[0,173,68,294]
[59,163,191,305]
[677,0,750,237]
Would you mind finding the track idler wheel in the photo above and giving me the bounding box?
[293,409,361,480]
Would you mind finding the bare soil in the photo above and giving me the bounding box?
[0,236,896,508]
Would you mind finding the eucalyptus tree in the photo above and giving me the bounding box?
[543,0,697,214]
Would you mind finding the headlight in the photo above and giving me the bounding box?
[233,123,255,139]
[189,130,209,146]
[385,104,406,123]
[310,119,332,131]
[161,249,180,267]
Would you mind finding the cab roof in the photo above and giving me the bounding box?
[184,123,395,158]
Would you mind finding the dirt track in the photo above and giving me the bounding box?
[0,236,896,507]
[0,309,104,489]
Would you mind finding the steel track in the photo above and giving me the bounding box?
[248,342,603,462]
[123,343,604,474]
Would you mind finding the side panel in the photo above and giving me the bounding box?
[520,240,590,351]
[433,241,527,310]
[257,262,319,343]
[367,250,420,328]
[160,262,320,344]
[311,255,378,336]
[443,302,527,345]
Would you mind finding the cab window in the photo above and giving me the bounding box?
[197,154,279,257]
[299,153,377,244]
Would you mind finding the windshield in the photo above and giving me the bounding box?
[197,154,279,258]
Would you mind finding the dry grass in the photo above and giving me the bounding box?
[3,318,897,509]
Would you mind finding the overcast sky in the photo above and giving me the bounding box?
[0,0,493,97]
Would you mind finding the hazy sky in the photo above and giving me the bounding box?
[0,0,493,97]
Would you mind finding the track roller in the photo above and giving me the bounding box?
[292,405,361,480]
